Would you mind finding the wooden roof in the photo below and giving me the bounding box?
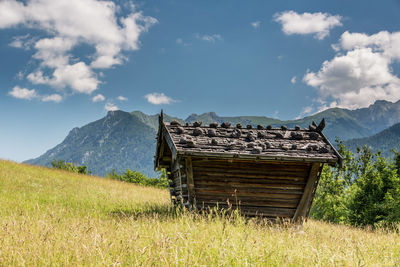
[155,113,342,168]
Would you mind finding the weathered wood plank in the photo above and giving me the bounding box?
[195,185,303,195]
[305,163,324,217]
[196,203,296,218]
[196,199,299,208]
[171,157,183,204]
[194,172,307,181]
[292,163,321,222]
[192,162,310,170]
[185,157,196,206]
[180,151,338,164]
[195,190,301,199]
[192,157,313,166]
[193,167,309,176]
[195,194,300,203]
[162,126,178,161]
[193,165,309,173]
[195,180,305,190]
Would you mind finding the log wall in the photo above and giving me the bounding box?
[192,158,316,219]
[167,157,323,220]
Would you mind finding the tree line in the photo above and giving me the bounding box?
[310,140,400,228]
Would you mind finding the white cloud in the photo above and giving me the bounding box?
[9,34,36,50]
[0,0,25,28]
[339,31,400,60]
[0,0,156,99]
[15,71,24,80]
[195,33,222,43]
[8,85,64,102]
[176,37,190,47]
[296,106,313,119]
[28,62,99,94]
[41,94,63,103]
[291,76,297,84]
[274,11,342,40]
[92,94,105,102]
[304,31,400,110]
[8,86,38,100]
[145,92,175,105]
[251,21,261,29]
[105,102,118,111]
[117,95,128,101]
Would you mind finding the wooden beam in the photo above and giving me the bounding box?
[162,126,178,161]
[292,163,321,222]
[166,169,174,203]
[171,157,183,205]
[305,164,324,218]
[185,157,196,207]
[179,151,338,164]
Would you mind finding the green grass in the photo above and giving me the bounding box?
[1,160,400,266]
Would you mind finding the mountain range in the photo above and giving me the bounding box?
[25,100,400,176]
[345,122,400,158]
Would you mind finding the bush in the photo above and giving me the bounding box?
[310,141,400,228]
[50,160,91,175]
[106,169,168,188]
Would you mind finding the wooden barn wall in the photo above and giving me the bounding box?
[168,158,187,204]
[190,158,312,218]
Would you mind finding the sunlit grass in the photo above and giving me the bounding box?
[1,160,399,266]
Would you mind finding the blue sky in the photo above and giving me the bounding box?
[1,0,400,162]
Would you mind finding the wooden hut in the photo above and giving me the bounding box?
[154,112,342,221]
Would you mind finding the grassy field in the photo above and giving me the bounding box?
[1,160,400,266]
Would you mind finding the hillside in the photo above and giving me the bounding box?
[345,122,400,157]
[1,160,399,265]
[26,110,158,176]
[25,100,400,176]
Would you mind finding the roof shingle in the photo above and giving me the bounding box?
[162,120,341,164]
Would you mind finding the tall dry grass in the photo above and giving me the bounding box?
[1,160,399,266]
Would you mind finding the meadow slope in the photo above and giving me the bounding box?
[1,160,400,266]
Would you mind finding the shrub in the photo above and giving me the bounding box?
[311,141,400,228]
[106,169,168,188]
[50,160,91,175]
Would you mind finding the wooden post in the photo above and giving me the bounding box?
[292,163,321,222]
[185,157,196,207]
[305,164,324,218]
[172,157,183,204]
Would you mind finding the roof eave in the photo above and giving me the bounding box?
[177,150,338,164]
[318,131,343,166]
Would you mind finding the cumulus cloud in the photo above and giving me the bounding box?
[251,21,261,29]
[9,34,36,50]
[8,86,37,100]
[274,11,342,40]
[92,94,105,102]
[295,106,313,119]
[41,94,63,103]
[195,33,222,43]
[304,31,400,110]
[8,86,63,102]
[117,95,128,101]
[145,93,175,105]
[104,102,118,111]
[27,62,99,94]
[291,76,297,84]
[0,0,156,99]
